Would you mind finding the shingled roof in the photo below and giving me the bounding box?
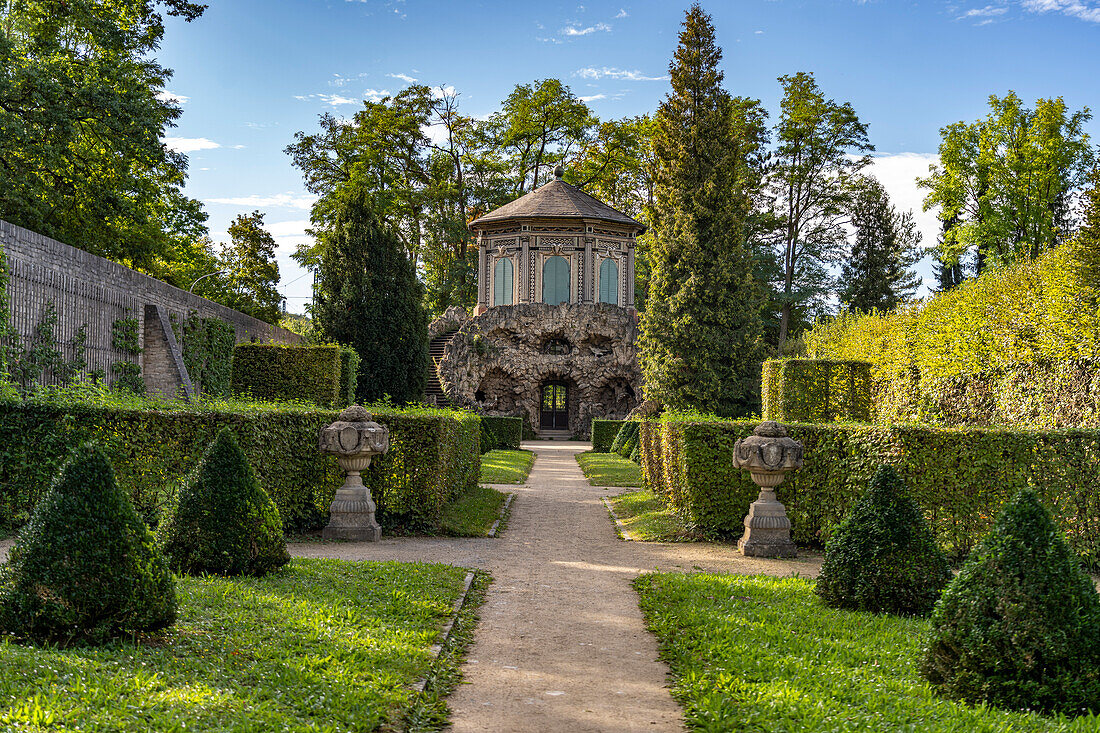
[470,172,646,233]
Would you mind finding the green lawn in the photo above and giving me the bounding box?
[576,451,643,487]
[635,572,1100,732]
[479,449,534,484]
[0,559,476,731]
[609,489,694,541]
[442,485,509,537]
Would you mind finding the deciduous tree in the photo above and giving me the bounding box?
[221,211,282,324]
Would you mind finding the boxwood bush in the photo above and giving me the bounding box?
[0,402,480,535]
[231,344,358,408]
[591,419,625,453]
[480,416,522,450]
[0,444,176,643]
[640,415,1100,570]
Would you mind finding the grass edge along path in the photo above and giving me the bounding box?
[479,449,535,484]
[635,572,1100,733]
[576,451,643,487]
[607,489,694,541]
[0,558,477,732]
[442,485,509,537]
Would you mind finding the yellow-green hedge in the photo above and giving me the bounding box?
[641,415,1100,570]
[761,359,872,423]
[231,344,358,408]
[591,419,627,452]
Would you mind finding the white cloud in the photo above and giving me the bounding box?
[580,93,606,102]
[363,89,391,102]
[163,137,220,153]
[537,36,564,44]
[295,93,359,106]
[562,21,611,35]
[430,85,457,99]
[754,29,765,34]
[205,193,318,210]
[388,72,418,83]
[615,8,628,17]
[156,89,190,104]
[1021,0,1100,21]
[268,219,313,239]
[865,152,942,295]
[575,66,668,81]
[961,3,1009,17]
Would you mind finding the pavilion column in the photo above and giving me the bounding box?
[520,235,530,303]
[584,237,594,303]
[626,245,635,308]
[477,239,488,311]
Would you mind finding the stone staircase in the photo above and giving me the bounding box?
[424,332,456,407]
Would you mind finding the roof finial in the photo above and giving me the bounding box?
[553,164,564,180]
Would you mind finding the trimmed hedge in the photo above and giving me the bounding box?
[591,419,626,453]
[0,403,480,535]
[762,359,872,423]
[339,347,360,407]
[481,416,522,450]
[231,344,358,408]
[640,415,1100,570]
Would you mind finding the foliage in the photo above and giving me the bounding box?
[479,449,534,485]
[576,451,642,488]
[841,175,922,312]
[639,4,768,417]
[338,345,360,407]
[804,233,1100,425]
[767,71,873,350]
[639,415,1100,570]
[278,312,314,340]
[220,211,282,324]
[157,428,290,577]
[761,359,872,423]
[590,419,626,453]
[635,572,1097,732]
[610,420,639,456]
[0,0,209,276]
[0,398,480,536]
[231,343,346,407]
[311,188,428,404]
[816,465,951,615]
[179,314,234,397]
[0,559,473,730]
[0,444,176,643]
[920,490,1100,715]
[111,314,146,394]
[919,92,1094,274]
[7,301,86,390]
[480,416,522,450]
[441,485,508,537]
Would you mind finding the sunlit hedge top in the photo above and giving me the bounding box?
[762,359,871,423]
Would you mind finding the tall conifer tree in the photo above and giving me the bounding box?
[639,3,767,417]
[312,188,428,404]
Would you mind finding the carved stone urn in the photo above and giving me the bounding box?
[732,421,804,558]
[318,406,390,541]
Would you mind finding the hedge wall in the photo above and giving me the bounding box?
[231,344,357,408]
[179,315,235,397]
[0,403,480,535]
[591,419,626,453]
[641,416,1100,571]
[762,359,872,423]
[481,416,522,450]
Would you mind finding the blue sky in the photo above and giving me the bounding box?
[158,0,1100,312]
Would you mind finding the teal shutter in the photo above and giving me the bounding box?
[599,258,618,305]
[542,256,570,305]
[494,258,513,305]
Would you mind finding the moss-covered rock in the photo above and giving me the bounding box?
[816,464,950,615]
[920,489,1100,715]
[158,428,290,576]
[0,445,176,643]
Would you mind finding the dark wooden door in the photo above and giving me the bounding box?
[540,382,568,429]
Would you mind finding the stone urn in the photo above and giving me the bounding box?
[318,406,390,541]
[732,421,803,558]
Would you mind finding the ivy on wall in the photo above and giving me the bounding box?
[111,314,144,394]
[169,311,235,397]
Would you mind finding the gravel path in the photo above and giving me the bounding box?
[292,441,819,732]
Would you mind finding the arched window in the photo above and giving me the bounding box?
[598,258,619,305]
[542,256,570,305]
[493,258,513,306]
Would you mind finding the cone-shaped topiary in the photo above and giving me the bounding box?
[158,428,290,576]
[816,464,950,615]
[0,444,176,643]
[920,489,1100,716]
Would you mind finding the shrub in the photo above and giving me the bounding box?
[920,489,1100,715]
[639,416,1100,570]
[610,421,637,456]
[591,419,625,452]
[628,444,640,464]
[815,465,950,615]
[762,359,872,423]
[231,344,345,407]
[478,418,496,454]
[617,422,640,459]
[0,444,176,642]
[481,416,522,450]
[158,428,290,576]
[338,346,360,407]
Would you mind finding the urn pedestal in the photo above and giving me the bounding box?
[318,406,390,541]
[732,421,804,558]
